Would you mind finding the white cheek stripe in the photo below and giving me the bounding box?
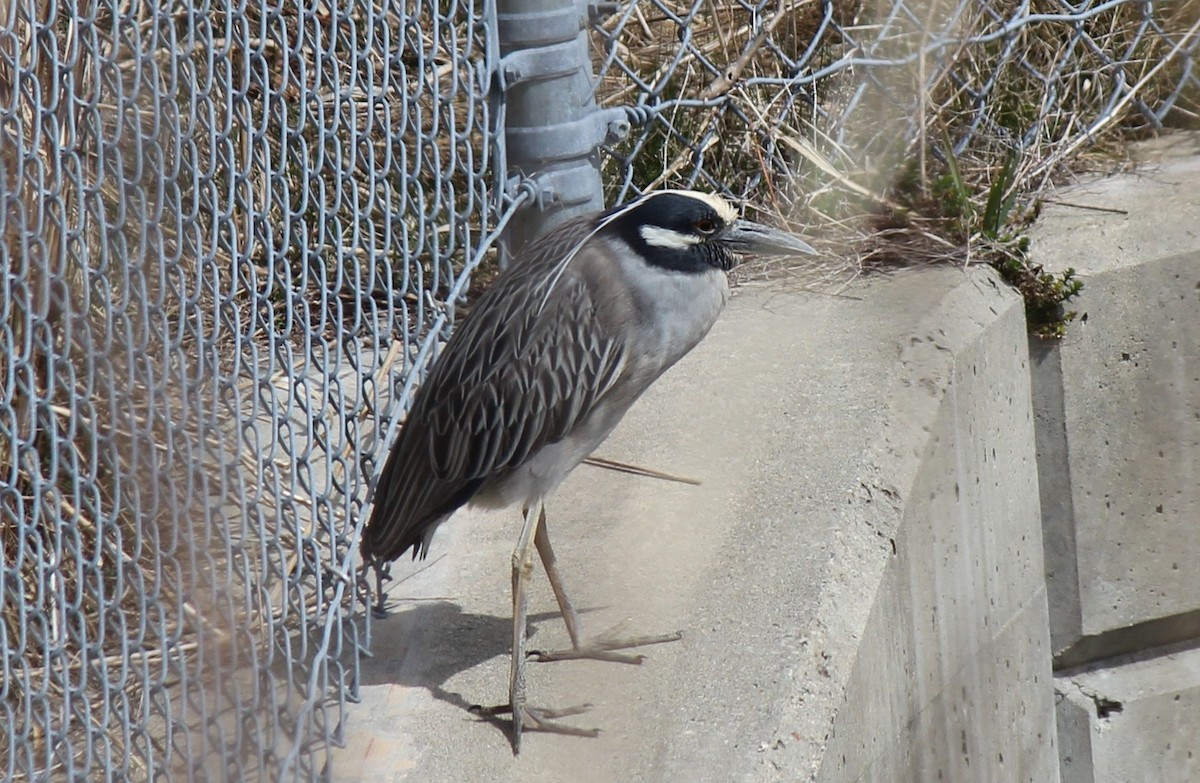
[639,225,702,249]
[536,189,738,314]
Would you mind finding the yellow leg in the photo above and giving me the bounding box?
[476,500,674,752]
[496,500,596,751]
[532,507,682,665]
[508,498,542,751]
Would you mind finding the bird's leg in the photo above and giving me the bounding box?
[508,499,538,748]
[478,499,598,751]
[532,506,582,649]
[369,559,391,619]
[530,507,682,665]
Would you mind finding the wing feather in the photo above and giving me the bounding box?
[362,217,630,562]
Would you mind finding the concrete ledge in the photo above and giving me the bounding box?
[1029,132,1200,782]
[817,269,1056,782]
[331,135,1200,781]
[1056,644,1200,783]
[1038,249,1200,653]
[335,261,1059,781]
[1030,135,1200,654]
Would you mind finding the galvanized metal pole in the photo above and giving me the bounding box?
[495,0,627,257]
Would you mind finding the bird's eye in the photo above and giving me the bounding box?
[695,217,718,235]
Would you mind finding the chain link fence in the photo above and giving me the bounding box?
[2,0,512,779]
[2,0,1195,781]
[593,0,1198,263]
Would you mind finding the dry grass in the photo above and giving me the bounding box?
[592,0,1200,308]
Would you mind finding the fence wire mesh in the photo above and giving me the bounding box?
[1,0,1196,781]
[2,0,509,779]
[592,0,1199,261]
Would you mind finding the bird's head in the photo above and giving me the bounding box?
[598,190,816,273]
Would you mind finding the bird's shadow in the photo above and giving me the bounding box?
[353,598,569,738]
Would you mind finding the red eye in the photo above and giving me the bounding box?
[695,217,718,235]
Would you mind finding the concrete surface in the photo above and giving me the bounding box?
[1029,131,1200,782]
[818,275,1055,782]
[1056,644,1200,783]
[1030,135,1200,656]
[335,262,1059,782]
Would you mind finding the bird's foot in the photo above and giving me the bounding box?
[470,701,599,751]
[366,560,392,619]
[529,627,683,664]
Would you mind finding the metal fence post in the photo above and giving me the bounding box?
[495,0,626,257]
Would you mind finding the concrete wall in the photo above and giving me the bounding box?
[817,271,1058,782]
[1029,135,1200,783]
[817,133,1200,783]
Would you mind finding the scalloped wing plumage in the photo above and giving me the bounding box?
[362,216,630,563]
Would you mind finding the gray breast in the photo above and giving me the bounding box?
[472,237,730,509]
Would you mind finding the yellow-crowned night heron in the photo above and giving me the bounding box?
[362,189,815,750]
